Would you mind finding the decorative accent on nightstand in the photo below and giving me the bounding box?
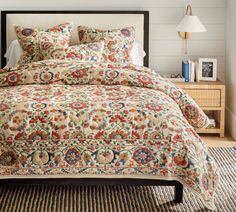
[198,58,217,81]
[175,80,225,137]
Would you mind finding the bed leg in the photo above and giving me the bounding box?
[174,181,183,203]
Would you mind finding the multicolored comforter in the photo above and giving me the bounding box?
[0,60,218,210]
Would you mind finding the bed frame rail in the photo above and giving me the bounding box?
[0,178,183,203]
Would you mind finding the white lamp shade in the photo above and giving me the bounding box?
[177,15,207,32]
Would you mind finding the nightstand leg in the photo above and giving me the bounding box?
[220,132,225,138]
[220,109,225,138]
[220,86,225,138]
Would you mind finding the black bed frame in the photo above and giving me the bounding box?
[0,10,183,204]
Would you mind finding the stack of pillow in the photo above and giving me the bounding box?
[5,22,146,68]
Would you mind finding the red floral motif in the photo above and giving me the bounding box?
[121,28,131,37]
[132,131,141,139]
[48,27,62,33]
[138,75,152,85]
[107,41,118,52]
[72,69,87,78]
[146,104,162,112]
[6,72,20,85]
[109,130,128,139]
[173,155,188,167]
[95,131,104,139]
[0,103,8,111]
[30,116,47,124]
[69,102,87,110]
[28,131,48,141]
[172,134,182,144]
[108,55,118,63]
[92,115,102,123]
[185,105,199,119]
[66,52,81,59]
[0,68,8,74]
[12,115,22,125]
[110,115,126,123]
[41,42,53,50]
[15,132,24,140]
[170,88,182,99]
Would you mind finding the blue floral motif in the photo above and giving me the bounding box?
[65,148,81,165]
[133,147,153,165]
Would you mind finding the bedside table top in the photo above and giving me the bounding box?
[174,80,225,89]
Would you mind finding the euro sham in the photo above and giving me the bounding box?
[14,22,74,65]
[77,26,135,64]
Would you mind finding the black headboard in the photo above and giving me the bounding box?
[1,10,149,68]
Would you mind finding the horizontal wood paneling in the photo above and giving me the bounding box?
[0,0,226,82]
[149,41,225,57]
[150,24,225,41]
[149,8,226,24]
[0,0,226,8]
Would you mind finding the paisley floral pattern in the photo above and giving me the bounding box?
[14,22,74,65]
[41,41,105,63]
[0,60,218,210]
[77,26,135,64]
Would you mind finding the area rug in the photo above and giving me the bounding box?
[0,147,235,212]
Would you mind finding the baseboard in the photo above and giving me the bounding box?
[226,107,236,140]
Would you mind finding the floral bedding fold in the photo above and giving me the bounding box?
[0,60,218,210]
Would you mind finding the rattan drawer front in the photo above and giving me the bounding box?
[185,89,221,107]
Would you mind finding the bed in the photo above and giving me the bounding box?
[0,11,218,210]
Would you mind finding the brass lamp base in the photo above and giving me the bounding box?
[178,31,192,39]
[178,32,192,54]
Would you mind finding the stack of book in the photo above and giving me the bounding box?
[182,60,198,82]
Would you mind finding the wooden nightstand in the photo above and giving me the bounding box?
[174,80,225,137]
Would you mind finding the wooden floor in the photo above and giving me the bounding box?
[201,132,236,147]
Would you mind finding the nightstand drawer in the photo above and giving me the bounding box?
[185,89,221,107]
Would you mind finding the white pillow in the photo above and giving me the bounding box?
[4,40,146,68]
[130,42,146,67]
[4,39,23,68]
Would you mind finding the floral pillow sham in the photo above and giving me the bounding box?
[41,41,105,63]
[14,22,74,65]
[77,26,135,64]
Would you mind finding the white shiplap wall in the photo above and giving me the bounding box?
[226,0,236,140]
[0,0,226,80]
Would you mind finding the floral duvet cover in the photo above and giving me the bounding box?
[0,60,218,210]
